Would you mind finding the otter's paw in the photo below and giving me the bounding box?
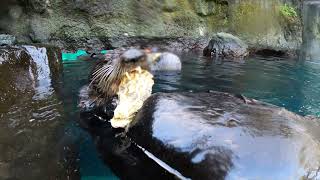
[110,118,132,128]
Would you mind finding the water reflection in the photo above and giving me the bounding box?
[154,53,320,116]
[2,46,320,179]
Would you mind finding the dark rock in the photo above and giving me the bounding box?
[254,49,288,57]
[0,34,16,46]
[0,46,35,111]
[203,32,249,59]
[0,45,62,112]
[0,46,31,65]
[0,45,78,179]
[79,91,320,179]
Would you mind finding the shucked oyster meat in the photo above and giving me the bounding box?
[111,66,154,128]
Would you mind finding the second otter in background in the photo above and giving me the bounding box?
[147,52,182,71]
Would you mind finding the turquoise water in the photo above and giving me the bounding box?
[154,53,320,116]
[61,53,320,179]
[60,60,119,180]
[62,50,108,61]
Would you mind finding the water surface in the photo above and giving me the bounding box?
[154,53,320,116]
[2,49,320,180]
[63,52,320,179]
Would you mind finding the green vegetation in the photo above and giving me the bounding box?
[278,3,300,29]
[279,4,298,18]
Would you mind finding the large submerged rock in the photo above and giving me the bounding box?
[80,91,320,179]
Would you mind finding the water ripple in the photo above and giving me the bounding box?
[154,53,320,116]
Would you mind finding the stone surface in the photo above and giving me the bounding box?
[0,45,62,111]
[0,46,35,110]
[301,1,320,60]
[195,0,215,16]
[0,34,16,46]
[80,91,320,179]
[0,0,303,53]
[203,32,249,59]
[162,0,178,12]
[0,45,76,179]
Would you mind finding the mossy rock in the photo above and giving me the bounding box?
[162,0,178,12]
[194,0,215,16]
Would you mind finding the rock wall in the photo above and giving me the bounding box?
[301,0,320,60]
[0,0,302,52]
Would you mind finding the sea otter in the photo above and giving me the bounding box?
[78,49,320,180]
[82,48,181,105]
[148,52,182,71]
[88,49,150,104]
[79,48,182,128]
[79,48,154,128]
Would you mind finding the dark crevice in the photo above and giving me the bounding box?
[254,49,287,57]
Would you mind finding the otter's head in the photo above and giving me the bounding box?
[90,49,149,99]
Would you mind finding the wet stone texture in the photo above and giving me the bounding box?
[203,32,249,60]
[0,45,78,179]
[0,46,36,112]
[126,92,320,180]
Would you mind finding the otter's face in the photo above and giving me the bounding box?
[119,49,149,72]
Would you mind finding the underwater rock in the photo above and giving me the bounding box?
[203,32,249,59]
[80,91,320,179]
[0,34,16,46]
[20,0,50,14]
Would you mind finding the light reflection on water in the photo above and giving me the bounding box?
[154,53,320,117]
[69,52,320,179]
[2,48,320,179]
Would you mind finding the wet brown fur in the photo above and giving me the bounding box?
[88,50,150,105]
